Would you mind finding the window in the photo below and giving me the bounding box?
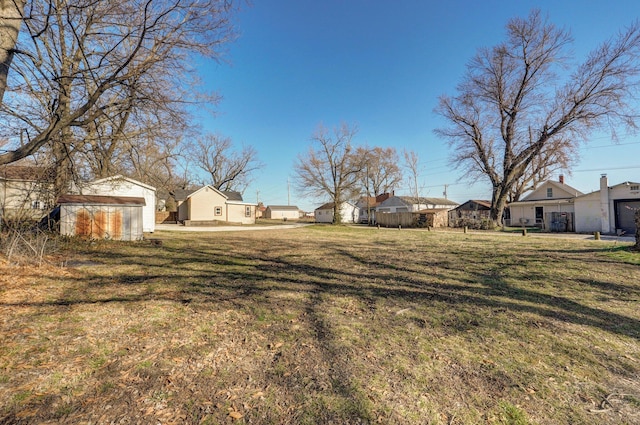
[31,200,43,210]
[631,185,639,191]
[214,206,222,216]
[546,188,553,198]
[245,206,251,217]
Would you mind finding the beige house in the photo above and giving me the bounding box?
[507,177,583,231]
[0,166,54,221]
[177,185,256,225]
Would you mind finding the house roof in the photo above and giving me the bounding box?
[316,202,335,211]
[57,194,146,206]
[89,174,156,192]
[519,180,584,202]
[222,190,243,201]
[395,196,459,206]
[267,205,299,211]
[315,202,355,211]
[453,200,492,210]
[173,188,197,201]
[0,165,54,181]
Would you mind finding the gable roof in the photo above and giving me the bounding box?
[222,190,243,201]
[395,196,459,206]
[89,175,156,192]
[453,200,492,210]
[315,202,355,211]
[520,180,584,201]
[267,205,300,211]
[57,194,146,206]
[186,185,225,199]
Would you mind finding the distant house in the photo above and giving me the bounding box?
[0,165,54,221]
[176,185,256,225]
[57,194,145,241]
[507,176,583,231]
[448,200,492,228]
[574,174,640,235]
[376,195,458,213]
[264,205,300,220]
[314,202,358,224]
[75,175,156,233]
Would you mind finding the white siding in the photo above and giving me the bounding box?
[80,177,156,233]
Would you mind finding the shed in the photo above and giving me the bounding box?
[265,205,300,220]
[448,200,492,228]
[76,175,156,233]
[57,194,145,241]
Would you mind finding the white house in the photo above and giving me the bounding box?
[315,201,358,223]
[76,175,156,233]
[507,177,583,231]
[574,174,640,235]
[376,196,458,213]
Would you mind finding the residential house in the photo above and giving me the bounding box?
[376,195,458,213]
[507,176,583,231]
[57,194,145,241]
[177,185,256,225]
[574,174,640,235]
[75,175,156,233]
[448,200,492,228]
[356,192,392,224]
[264,205,300,220]
[0,165,54,221]
[315,202,359,224]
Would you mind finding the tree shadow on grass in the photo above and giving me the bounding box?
[2,231,640,423]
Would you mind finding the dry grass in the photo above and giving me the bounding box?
[0,226,639,424]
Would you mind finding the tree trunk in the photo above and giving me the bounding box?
[634,210,640,251]
[490,185,509,228]
[333,200,342,224]
[0,0,26,104]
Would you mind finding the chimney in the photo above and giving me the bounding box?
[559,175,564,184]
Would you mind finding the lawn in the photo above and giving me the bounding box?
[0,226,639,424]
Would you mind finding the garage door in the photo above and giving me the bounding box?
[615,200,640,235]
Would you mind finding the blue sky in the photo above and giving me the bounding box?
[195,0,640,211]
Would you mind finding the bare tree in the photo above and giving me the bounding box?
[294,123,363,224]
[190,134,263,193]
[357,146,402,196]
[0,0,26,104]
[435,10,640,226]
[403,149,421,205]
[508,138,574,202]
[0,0,236,178]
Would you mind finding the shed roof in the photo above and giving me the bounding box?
[57,194,146,206]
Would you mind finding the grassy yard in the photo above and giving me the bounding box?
[0,226,639,424]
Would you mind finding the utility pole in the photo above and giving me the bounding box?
[443,184,449,199]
